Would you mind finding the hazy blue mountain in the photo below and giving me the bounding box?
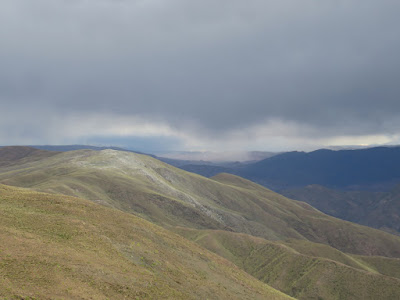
[234,146,400,191]
[170,146,400,191]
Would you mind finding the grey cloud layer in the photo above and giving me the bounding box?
[1,0,400,143]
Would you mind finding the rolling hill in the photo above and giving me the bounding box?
[2,146,400,299]
[176,228,400,300]
[0,184,290,299]
[1,148,400,257]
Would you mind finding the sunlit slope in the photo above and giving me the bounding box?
[176,228,400,300]
[0,184,290,300]
[1,148,400,257]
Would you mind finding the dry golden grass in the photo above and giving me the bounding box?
[3,148,400,299]
[0,184,291,300]
[175,228,400,300]
[2,149,400,259]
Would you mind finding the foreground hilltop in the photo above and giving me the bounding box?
[0,184,289,299]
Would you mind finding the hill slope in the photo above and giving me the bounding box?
[176,228,400,300]
[1,148,400,259]
[0,184,289,300]
[3,147,400,299]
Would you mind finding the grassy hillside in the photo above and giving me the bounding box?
[176,228,400,300]
[0,184,290,299]
[1,148,400,259]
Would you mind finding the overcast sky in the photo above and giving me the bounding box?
[1,0,400,152]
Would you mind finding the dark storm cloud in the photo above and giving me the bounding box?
[1,0,400,148]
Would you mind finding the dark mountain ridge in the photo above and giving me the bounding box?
[239,146,400,191]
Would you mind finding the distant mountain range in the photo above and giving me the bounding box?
[1,146,400,299]
[174,146,400,190]
[237,147,400,191]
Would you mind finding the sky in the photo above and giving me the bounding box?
[1,0,400,152]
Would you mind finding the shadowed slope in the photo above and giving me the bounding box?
[0,146,59,167]
[282,184,400,235]
[0,184,290,300]
[1,149,400,259]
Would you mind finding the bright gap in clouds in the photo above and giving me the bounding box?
[1,112,397,152]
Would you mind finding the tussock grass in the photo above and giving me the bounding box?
[176,228,400,300]
[0,184,291,299]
